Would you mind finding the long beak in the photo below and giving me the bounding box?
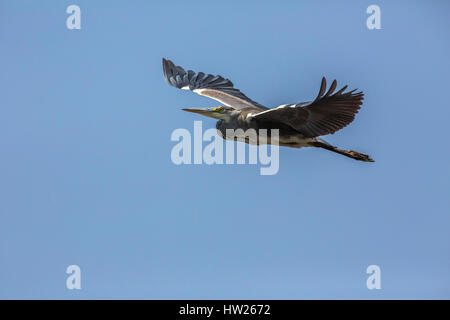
[182,108,217,119]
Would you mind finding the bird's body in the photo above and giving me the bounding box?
[162,58,374,162]
[215,107,317,148]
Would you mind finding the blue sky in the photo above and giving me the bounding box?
[1,0,449,299]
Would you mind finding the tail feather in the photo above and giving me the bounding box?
[309,140,374,162]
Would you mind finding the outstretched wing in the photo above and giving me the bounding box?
[251,77,364,137]
[162,58,266,110]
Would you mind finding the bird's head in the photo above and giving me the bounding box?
[182,106,234,121]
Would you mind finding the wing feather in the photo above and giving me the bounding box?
[162,58,266,110]
[251,77,364,137]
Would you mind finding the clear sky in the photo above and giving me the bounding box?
[1,0,449,299]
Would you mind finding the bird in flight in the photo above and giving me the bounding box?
[162,58,374,162]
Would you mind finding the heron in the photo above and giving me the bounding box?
[162,58,374,162]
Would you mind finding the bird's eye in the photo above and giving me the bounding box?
[216,107,224,113]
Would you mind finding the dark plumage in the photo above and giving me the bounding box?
[162,58,373,162]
